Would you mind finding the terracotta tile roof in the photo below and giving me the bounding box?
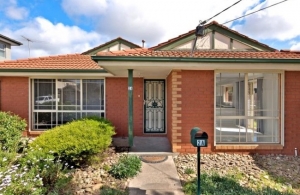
[96,49,300,59]
[280,50,300,54]
[82,37,141,54]
[0,54,103,70]
[150,21,276,51]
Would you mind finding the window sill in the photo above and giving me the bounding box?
[28,130,45,136]
[215,144,283,150]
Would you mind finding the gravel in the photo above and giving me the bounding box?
[70,149,300,194]
[173,153,300,194]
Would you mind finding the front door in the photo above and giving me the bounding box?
[144,80,165,133]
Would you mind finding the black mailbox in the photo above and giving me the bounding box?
[190,127,208,147]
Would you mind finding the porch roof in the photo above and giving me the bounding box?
[95,49,300,60]
[93,49,300,78]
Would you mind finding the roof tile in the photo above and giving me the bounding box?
[0,54,102,70]
[96,49,300,59]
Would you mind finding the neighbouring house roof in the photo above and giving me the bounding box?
[82,37,141,55]
[150,21,276,52]
[280,50,300,54]
[0,34,22,46]
[0,54,104,70]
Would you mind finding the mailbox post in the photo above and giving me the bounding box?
[190,127,208,195]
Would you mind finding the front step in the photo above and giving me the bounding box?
[145,189,184,195]
[129,188,184,195]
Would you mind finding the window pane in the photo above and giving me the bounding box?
[33,112,56,130]
[216,119,246,143]
[57,112,81,124]
[248,119,279,143]
[58,79,80,110]
[215,72,281,144]
[82,112,104,118]
[216,73,245,116]
[32,79,105,131]
[82,79,104,110]
[247,73,279,117]
[0,43,5,58]
[34,79,56,110]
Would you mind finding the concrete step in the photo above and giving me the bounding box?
[145,189,185,195]
[129,188,184,195]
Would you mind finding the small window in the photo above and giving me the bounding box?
[0,43,6,58]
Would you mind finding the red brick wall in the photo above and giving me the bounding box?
[283,71,300,155]
[169,70,298,155]
[105,78,143,136]
[176,70,214,153]
[0,77,29,135]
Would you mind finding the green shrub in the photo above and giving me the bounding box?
[29,117,115,166]
[100,186,127,195]
[109,155,141,179]
[0,111,27,152]
[83,116,113,126]
[0,150,17,168]
[184,167,195,175]
[2,149,73,195]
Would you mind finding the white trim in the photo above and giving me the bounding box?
[28,78,31,131]
[103,78,106,118]
[244,73,248,141]
[214,71,217,145]
[30,78,105,131]
[0,72,113,77]
[215,69,284,73]
[281,72,285,146]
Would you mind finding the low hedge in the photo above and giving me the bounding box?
[0,111,27,152]
[29,117,115,166]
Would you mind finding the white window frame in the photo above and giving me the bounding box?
[0,43,6,58]
[31,78,106,131]
[214,70,284,146]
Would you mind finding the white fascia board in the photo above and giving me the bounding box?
[99,61,300,71]
[0,72,114,77]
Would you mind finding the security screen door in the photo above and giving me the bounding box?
[144,80,165,133]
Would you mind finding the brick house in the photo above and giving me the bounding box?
[1,21,300,155]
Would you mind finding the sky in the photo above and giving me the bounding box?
[0,0,299,59]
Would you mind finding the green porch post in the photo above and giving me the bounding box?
[128,69,133,147]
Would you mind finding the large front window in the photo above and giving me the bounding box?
[32,79,104,130]
[215,72,282,144]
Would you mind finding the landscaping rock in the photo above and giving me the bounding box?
[173,153,300,194]
[70,147,127,194]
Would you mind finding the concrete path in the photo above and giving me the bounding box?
[128,156,185,195]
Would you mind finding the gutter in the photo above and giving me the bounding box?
[0,69,108,73]
[92,56,300,64]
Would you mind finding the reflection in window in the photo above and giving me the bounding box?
[0,43,5,58]
[83,80,104,110]
[32,79,105,130]
[215,72,281,144]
